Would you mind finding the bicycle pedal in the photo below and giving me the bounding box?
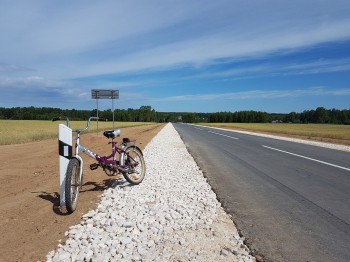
[90,163,99,170]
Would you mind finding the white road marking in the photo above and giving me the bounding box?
[193,126,203,130]
[262,145,350,172]
[208,131,239,140]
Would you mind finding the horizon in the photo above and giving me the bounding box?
[1,105,348,116]
[1,1,350,113]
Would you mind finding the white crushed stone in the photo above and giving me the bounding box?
[46,123,255,262]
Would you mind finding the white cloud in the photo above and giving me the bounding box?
[1,1,350,79]
[1,1,350,111]
[0,75,62,89]
[44,19,350,79]
[0,63,34,73]
[157,87,350,102]
[195,58,350,80]
[0,1,200,62]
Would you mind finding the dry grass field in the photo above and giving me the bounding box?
[198,123,350,145]
[1,120,349,146]
[0,120,155,145]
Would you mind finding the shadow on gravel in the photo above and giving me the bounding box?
[80,177,132,191]
[110,179,134,188]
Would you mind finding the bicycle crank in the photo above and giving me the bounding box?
[89,163,99,170]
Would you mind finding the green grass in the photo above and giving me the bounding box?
[0,120,155,145]
[197,123,350,143]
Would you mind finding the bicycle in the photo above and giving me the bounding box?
[53,116,146,213]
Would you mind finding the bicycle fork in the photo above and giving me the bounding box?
[74,143,97,187]
[75,155,84,187]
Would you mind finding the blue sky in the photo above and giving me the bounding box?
[1,0,350,113]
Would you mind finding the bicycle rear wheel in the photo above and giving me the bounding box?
[122,146,145,185]
[65,158,81,213]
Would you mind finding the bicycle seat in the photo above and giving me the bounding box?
[103,129,120,139]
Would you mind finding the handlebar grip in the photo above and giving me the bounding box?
[52,117,61,122]
[90,117,108,121]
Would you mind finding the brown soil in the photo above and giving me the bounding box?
[0,124,164,262]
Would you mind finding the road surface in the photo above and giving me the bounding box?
[173,123,350,262]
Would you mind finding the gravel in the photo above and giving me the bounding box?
[47,123,255,262]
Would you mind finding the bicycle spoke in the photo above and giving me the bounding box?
[122,146,145,185]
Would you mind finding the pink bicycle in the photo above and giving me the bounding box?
[53,116,145,213]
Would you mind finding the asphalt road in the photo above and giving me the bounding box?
[173,123,350,262]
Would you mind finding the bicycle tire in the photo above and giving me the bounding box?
[65,158,81,213]
[122,146,145,185]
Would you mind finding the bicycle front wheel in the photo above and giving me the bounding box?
[122,146,145,185]
[65,158,81,213]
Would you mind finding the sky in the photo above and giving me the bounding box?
[1,0,350,113]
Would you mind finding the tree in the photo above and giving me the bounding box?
[314,107,327,123]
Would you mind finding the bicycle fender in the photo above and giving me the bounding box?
[119,145,143,165]
[73,155,84,179]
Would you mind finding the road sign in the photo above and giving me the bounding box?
[91,89,119,131]
[91,89,119,99]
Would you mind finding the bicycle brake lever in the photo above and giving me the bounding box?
[52,117,60,121]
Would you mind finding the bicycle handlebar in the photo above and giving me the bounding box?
[75,117,108,132]
[52,116,108,131]
[52,116,70,127]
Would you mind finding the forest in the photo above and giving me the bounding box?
[0,106,349,124]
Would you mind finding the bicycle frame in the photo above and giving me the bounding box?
[75,134,123,169]
[53,115,145,214]
[73,122,136,175]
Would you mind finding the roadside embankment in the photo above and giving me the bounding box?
[47,123,255,261]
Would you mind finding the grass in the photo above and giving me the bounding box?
[197,123,350,144]
[0,120,155,145]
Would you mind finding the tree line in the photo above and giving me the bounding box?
[0,106,165,122]
[204,108,350,124]
[0,106,349,124]
[284,107,350,124]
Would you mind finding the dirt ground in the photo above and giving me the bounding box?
[0,124,164,262]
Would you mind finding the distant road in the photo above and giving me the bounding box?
[173,123,350,262]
